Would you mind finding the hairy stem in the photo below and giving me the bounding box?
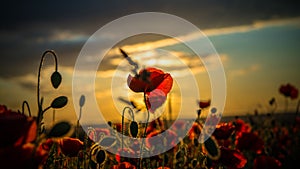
[139,93,150,169]
[36,50,58,138]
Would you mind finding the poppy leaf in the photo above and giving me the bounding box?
[51,96,68,108]
[98,136,116,148]
[51,71,62,89]
[47,121,71,138]
[79,95,85,107]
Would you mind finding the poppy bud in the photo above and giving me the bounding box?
[129,121,139,138]
[50,71,62,89]
[203,136,220,160]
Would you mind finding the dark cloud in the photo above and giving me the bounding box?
[1,0,299,77]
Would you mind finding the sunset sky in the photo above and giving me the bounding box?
[1,0,300,125]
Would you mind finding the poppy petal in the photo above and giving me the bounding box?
[156,73,173,95]
[146,89,167,113]
[127,74,148,92]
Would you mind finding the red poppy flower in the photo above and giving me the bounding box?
[146,130,162,148]
[0,105,36,148]
[217,146,247,169]
[213,122,235,140]
[206,114,219,126]
[89,128,111,141]
[58,137,83,157]
[279,83,299,99]
[115,123,125,133]
[172,120,186,130]
[146,130,177,149]
[233,119,251,136]
[198,100,211,109]
[127,67,173,113]
[41,138,55,151]
[253,155,281,169]
[111,161,136,169]
[146,118,165,134]
[115,148,135,163]
[0,141,50,168]
[236,132,264,154]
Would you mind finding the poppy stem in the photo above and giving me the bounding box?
[296,99,300,114]
[285,97,288,113]
[22,100,31,117]
[139,92,150,169]
[36,50,58,138]
[121,107,133,151]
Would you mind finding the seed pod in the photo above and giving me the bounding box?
[90,144,106,165]
[47,121,71,138]
[203,136,220,160]
[51,71,62,89]
[129,121,138,138]
[51,96,68,109]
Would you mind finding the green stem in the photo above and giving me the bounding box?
[121,107,134,151]
[52,109,55,125]
[139,93,150,169]
[36,50,58,138]
[285,97,288,113]
[22,101,31,117]
[76,106,82,139]
[37,50,58,114]
[296,99,300,114]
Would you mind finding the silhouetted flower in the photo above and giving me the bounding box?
[146,118,164,134]
[216,146,247,169]
[253,155,281,169]
[0,105,36,147]
[115,123,125,133]
[198,100,211,109]
[127,67,173,112]
[89,128,111,141]
[279,83,299,100]
[115,148,135,163]
[0,142,50,169]
[58,137,83,157]
[233,118,251,136]
[111,161,136,169]
[146,130,177,150]
[236,132,264,154]
[0,105,49,168]
[172,120,186,131]
[213,122,235,140]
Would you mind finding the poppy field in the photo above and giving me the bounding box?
[0,49,300,169]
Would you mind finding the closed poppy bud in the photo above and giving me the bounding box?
[129,121,138,138]
[203,136,220,160]
[50,71,62,89]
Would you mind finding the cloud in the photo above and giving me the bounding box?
[228,64,260,78]
[203,17,300,37]
[35,30,88,44]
